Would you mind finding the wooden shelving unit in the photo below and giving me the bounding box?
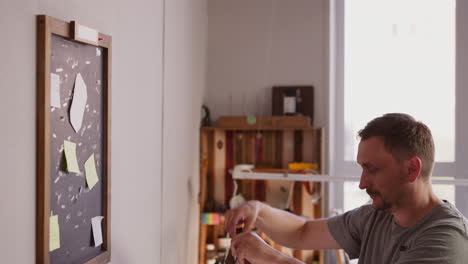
[199,122,325,264]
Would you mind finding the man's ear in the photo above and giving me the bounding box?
[407,156,422,182]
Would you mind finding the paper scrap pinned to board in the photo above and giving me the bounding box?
[85,154,99,189]
[64,140,80,173]
[91,216,104,247]
[50,215,61,252]
[70,73,88,133]
[50,73,61,108]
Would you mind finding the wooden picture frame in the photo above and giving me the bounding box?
[36,15,111,264]
[272,86,314,125]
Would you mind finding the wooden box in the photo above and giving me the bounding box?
[217,116,311,130]
[272,86,314,125]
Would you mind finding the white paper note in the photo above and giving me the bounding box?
[50,73,61,108]
[70,73,88,133]
[91,216,104,247]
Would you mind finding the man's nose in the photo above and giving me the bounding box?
[359,172,368,190]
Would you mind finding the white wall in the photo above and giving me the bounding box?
[0,0,206,263]
[205,0,328,127]
[162,0,207,263]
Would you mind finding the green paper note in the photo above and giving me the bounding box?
[49,215,60,252]
[85,153,99,190]
[64,140,80,173]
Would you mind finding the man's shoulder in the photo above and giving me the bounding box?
[411,223,468,253]
[426,202,468,234]
[414,201,468,241]
[400,224,468,263]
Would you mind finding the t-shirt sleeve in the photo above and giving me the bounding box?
[327,205,374,259]
[396,227,468,264]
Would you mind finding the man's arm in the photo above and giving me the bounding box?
[226,200,341,250]
[255,201,340,249]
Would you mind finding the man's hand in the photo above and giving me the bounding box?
[226,200,341,251]
[225,200,261,237]
[231,232,301,264]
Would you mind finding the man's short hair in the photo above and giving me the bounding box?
[358,113,435,179]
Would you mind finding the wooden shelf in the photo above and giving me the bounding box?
[198,124,325,264]
[202,126,322,131]
[233,171,329,182]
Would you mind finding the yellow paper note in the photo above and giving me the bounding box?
[49,215,60,252]
[85,153,99,190]
[64,140,80,173]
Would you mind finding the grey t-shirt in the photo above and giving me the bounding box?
[327,201,468,264]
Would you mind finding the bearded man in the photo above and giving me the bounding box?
[225,113,468,264]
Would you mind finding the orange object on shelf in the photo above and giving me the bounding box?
[252,168,317,174]
[288,162,318,171]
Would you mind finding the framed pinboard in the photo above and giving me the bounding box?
[36,15,111,264]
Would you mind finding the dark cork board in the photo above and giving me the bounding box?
[37,15,111,264]
[49,34,104,264]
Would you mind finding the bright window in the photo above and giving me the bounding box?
[343,0,455,163]
[331,0,466,215]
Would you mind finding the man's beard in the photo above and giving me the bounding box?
[367,190,392,211]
